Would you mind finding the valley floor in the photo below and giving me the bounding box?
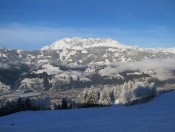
[0,91,175,132]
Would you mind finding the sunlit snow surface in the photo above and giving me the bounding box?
[0,92,175,132]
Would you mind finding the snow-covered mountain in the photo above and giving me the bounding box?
[39,38,175,65]
[41,37,175,54]
[41,37,129,50]
[0,38,175,97]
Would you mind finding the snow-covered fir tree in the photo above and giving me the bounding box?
[81,85,99,105]
[99,86,111,105]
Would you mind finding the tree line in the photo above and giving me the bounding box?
[0,80,157,116]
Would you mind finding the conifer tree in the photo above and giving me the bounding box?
[99,86,111,105]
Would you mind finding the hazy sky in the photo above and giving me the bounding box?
[0,0,175,50]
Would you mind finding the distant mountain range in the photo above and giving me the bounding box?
[0,38,175,97]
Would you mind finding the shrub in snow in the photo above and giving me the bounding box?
[31,97,51,110]
[67,100,77,109]
[119,81,157,105]
[119,89,134,105]
[16,97,25,111]
[61,98,68,109]
[50,99,62,110]
[133,82,156,98]
[0,97,45,116]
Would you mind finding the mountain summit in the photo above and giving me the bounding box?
[41,37,175,54]
[41,37,129,50]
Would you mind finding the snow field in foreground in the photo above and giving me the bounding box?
[0,91,175,132]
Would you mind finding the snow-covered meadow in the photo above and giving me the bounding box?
[0,91,175,132]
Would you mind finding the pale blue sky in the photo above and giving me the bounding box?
[0,0,175,50]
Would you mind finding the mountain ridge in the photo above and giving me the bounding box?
[41,37,129,50]
[0,37,175,98]
[40,37,175,54]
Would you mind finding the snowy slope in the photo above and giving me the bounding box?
[0,91,175,132]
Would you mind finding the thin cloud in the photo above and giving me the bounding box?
[0,24,174,50]
[114,58,175,81]
[0,24,95,50]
